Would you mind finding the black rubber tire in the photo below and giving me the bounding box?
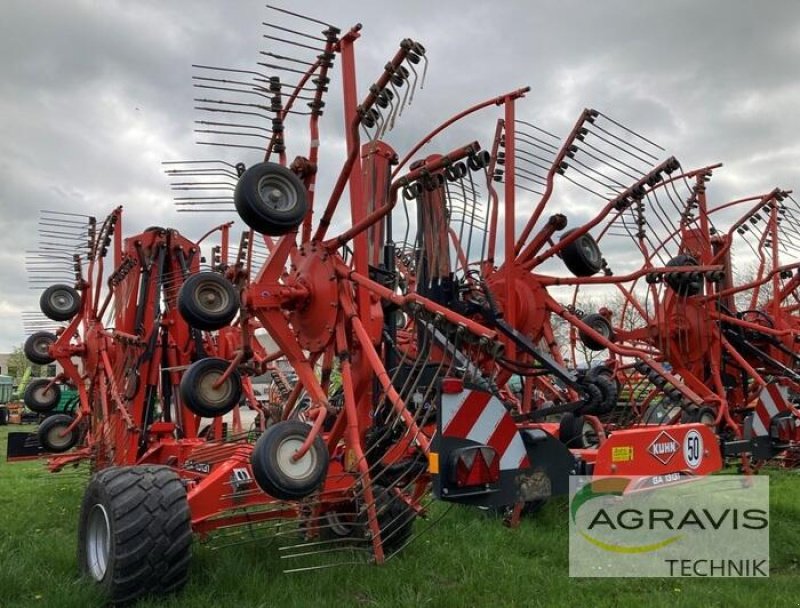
[559,412,591,448]
[177,272,240,331]
[234,162,308,236]
[587,364,615,383]
[683,406,716,427]
[24,331,57,365]
[38,414,79,452]
[575,379,603,416]
[643,402,683,425]
[320,485,415,554]
[368,484,415,555]
[179,358,242,418]
[77,466,192,605]
[24,379,61,413]
[320,501,359,539]
[559,412,582,447]
[665,254,702,296]
[578,313,615,351]
[40,284,82,321]
[588,373,618,415]
[560,229,603,277]
[251,420,329,500]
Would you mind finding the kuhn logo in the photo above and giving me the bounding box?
[648,431,679,465]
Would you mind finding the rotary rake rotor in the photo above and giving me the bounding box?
[15,207,267,467]
[563,156,800,466]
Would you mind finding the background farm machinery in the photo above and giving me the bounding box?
[7,4,800,605]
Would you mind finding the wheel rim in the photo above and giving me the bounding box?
[581,420,599,448]
[326,508,355,536]
[197,369,234,411]
[86,504,111,581]
[699,411,716,426]
[49,288,76,313]
[195,279,230,315]
[579,236,601,265]
[257,173,299,213]
[276,435,318,481]
[34,385,55,405]
[47,424,73,450]
[33,335,53,357]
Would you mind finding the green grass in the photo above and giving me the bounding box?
[2,425,800,608]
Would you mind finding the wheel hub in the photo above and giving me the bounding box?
[198,284,227,313]
[277,436,317,480]
[286,243,339,351]
[52,290,74,311]
[47,424,72,449]
[258,174,298,211]
[198,370,233,406]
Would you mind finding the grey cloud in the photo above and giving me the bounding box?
[1,0,799,349]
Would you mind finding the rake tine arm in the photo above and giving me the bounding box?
[484,119,505,271]
[326,142,479,248]
[314,28,415,241]
[339,289,431,454]
[712,261,800,303]
[538,263,723,287]
[393,88,529,176]
[522,156,682,272]
[722,188,789,239]
[514,108,597,255]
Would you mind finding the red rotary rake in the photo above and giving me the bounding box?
[378,104,736,493]
[13,3,794,604]
[563,166,800,464]
[166,6,729,525]
[11,8,546,603]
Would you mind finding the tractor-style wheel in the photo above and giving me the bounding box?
[642,402,683,425]
[665,254,702,296]
[558,412,598,448]
[321,485,416,554]
[77,466,192,605]
[321,502,359,538]
[24,331,57,365]
[578,313,615,351]
[177,272,240,331]
[367,484,415,555]
[234,162,308,236]
[683,406,717,427]
[559,229,603,277]
[179,357,242,418]
[24,379,61,413]
[251,420,329,500]
[588,371,618,415]
[37,414,78,452]
[40,284,82,321]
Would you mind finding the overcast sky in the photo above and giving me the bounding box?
[1,0,799,352]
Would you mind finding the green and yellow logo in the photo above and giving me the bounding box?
[570,478,682,554]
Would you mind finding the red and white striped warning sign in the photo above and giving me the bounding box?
[752,384,790,436]
[441,389,529,470]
